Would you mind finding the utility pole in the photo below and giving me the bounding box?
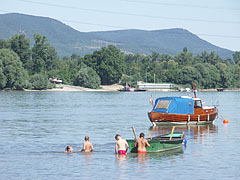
[146,70,147,83]
[154,73,155,84]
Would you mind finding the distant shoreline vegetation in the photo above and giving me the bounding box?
[0,34,240,90]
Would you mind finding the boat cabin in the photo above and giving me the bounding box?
[153,96,195,115]
[152,96,205,115]
[193,98,202,108]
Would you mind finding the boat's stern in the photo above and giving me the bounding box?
[148,111,152,121]
[148,111,158,126]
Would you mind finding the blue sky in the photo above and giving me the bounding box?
[1,0,240,51]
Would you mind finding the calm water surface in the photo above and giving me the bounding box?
[0,91,239,180]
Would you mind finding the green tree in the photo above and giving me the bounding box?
[0,39,10,49]
[232,65,240,87]
[48,58,79,84]
[174,51,193,66]
[164,59,179,83]
[216,62,232,88]
[151,52,160,62]
[207,51,222,65]
[0,48,29,90]
[183,47,188,53]
[30,73,49,90]
[0,65,7,89]
[31,34,58,74]
[84,45,125,85]
[194,63,221,88]
[233,51,240,65]
[177,66,201,86]
[120,73,142,87]
[74,64,101,89]
[9,34,31,65]
[159,54,172,62]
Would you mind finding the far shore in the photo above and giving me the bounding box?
[1,84,239,92]
[24,84,124,92]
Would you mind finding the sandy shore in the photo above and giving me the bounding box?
[24,84,124,92]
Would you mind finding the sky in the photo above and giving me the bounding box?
[1,0,240,51]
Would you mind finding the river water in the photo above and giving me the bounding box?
[0,91,239,180]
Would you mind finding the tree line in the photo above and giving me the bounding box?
[0,34,239,90]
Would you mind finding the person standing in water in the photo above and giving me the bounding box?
[65,146,73,153]
[115,134,129,155]
[134,133,150,153]
[81,136,94,152]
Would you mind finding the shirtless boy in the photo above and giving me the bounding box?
[65,146,73,153]
[81,136,94,152]
[134,133,150,153]
[115,134,129,155]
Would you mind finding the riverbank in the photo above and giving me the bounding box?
[24,84,124,92]
[1,84,239,92]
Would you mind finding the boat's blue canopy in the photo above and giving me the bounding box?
[152,97,194,114]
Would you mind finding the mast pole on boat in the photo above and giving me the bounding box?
[147,130,153,140]
[131,126,137,140]
[192,82,197,98]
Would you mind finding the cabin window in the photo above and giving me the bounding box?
[194,100,202,108]
[155,100,171,109]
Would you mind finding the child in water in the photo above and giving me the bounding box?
[65,146,73,153]
[115,134,129,155]
[80,136,94,152]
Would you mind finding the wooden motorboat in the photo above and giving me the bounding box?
[148,83,218,126]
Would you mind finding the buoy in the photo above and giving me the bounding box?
[223,119,228,124]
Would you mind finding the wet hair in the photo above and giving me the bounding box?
[140,133,145,138]
[85,136,89,141]
[115,134,120,140]
[65,146,71,151]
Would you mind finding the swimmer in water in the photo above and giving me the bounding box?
[81,136,94,152]
[134,133,150,153]
[65,146,73,153]
[115,134,129,155]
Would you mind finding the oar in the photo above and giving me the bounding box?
[147,130,152,140]
[169,126,175,140]
[181,131,184,139]
[131,126,137,140]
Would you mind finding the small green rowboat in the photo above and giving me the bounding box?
[127,133,185,153]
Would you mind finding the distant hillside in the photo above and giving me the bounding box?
[89,29,233,58]
[0,13,234,58]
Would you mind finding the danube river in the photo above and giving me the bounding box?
[0,91,239,179]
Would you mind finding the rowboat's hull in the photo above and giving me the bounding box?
[127,135,183,153]
[148,109,218,126]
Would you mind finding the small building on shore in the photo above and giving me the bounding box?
[49,77,62,84]
[137,81,179,91]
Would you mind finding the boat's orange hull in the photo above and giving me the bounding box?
[148,108,218,125]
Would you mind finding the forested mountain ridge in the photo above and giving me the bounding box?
[0,13,234,58]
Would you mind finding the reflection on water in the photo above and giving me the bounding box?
[149,124,218,139]
[83,152,93,165]
[127,148,183,163]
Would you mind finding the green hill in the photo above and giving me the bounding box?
[0,13,234,58]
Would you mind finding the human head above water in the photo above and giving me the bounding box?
[85,136,89,141]
[115,134,121,140]
[65,146,72,153]
[140,133,145,138]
